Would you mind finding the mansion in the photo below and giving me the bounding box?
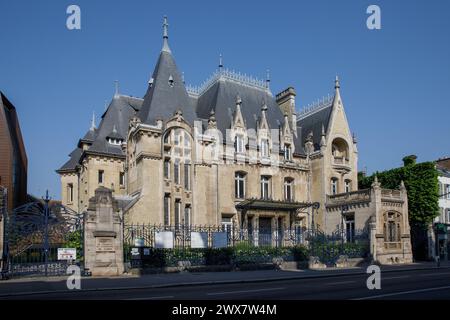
[57,18,413,263]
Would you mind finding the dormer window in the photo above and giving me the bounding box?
[107,138,123,146]
[260,139,269,158]
[235,134,245,153]
[168,75,174,87]
[284,144,292,161]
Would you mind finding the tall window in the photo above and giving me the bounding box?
[446,184,450,200]
[235,172,246,199]
[119,172,125,186]
[331,178,338,195]
[260,139,269,158]
[344,180,351,193]
[164,194,170,225]
[284,178,294,201]
[164,160,170,179]
[67,183,74,203]
[175,199,181,227]
[260,176,271,200]
[235,134,244,153]
[284,144,292,161]
[345,214,355,243]
[184,163,191,190]
[447,209,450,223]
[184,205,191,226]
[98,170,104,184]
[174,159,180,184]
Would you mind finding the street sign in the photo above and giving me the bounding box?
[57,248,76,260]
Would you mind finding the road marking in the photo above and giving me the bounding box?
[207,287,285,296]
[383,275,410,280]
[419,272,450,277]
[325,281,356,286]
[353,286,450,300]
[125,295,174,300]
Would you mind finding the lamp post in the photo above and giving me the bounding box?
[311,202,320,231]
[43,190,51,277]
[340,204,349,250]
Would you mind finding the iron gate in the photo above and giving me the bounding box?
[2,192,84,278]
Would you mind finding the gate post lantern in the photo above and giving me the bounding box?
[43,190,51,277]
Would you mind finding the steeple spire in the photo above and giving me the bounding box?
[219,54,223,71]
[266,69,271,90]
[162,16,171,53]
[90,111,96,131]
[114,80,119,97]
[335,75,340,89]
[332,75,342,108]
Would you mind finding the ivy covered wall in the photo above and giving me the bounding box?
[358,156,440,260]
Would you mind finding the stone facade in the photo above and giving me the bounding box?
[326,178,413,264]
[58,17,414,265]
[84,187,124,276]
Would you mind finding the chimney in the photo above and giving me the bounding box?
[276,87,297,135]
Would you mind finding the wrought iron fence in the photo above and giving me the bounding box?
[3,195,85,278]
[123,224,370,267]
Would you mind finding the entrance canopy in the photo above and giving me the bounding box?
[236,199,314,211]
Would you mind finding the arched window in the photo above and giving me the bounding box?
[331,178,338,195]
[235,172,246,199]
[165,128,192,188]
[284,178,294,201]
[331,138,349,164]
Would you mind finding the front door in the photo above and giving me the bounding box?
[259,218,272,246]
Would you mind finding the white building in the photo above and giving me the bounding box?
[435,157,450,260]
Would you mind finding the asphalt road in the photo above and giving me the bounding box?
[2,268,450,300]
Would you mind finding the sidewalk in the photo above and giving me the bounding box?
[0,261,448,297]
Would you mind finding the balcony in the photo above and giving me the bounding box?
[381,189,402,201]
[326,189,371,208]
[332,156,351,172]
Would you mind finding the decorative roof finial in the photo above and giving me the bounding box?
[162,16,171,53]
[182,72,185,84]
[236,95,242,106]
[90,111,96,131]
[335,75,340,89]
[114,80,119,96]
[266,69,271,90]
[219,54,223,70]
[261,99,268,112]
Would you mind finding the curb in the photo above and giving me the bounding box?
[0,265,449,298]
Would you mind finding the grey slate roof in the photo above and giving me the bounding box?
[297,102,333,151]
[87,95,142,157]
[81,128,96,142]
[138,51,196,125]
[57,94,143,172]
[195,80,286,132]
[57,148,82,172]
[438,167,450,178]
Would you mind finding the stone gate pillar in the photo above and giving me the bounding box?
[84,187,124,276]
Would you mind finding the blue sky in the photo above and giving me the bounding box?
[0,0,449,199]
